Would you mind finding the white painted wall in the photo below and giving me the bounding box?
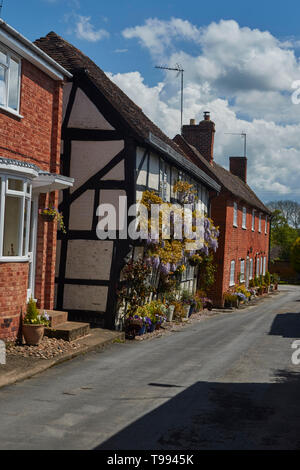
[68,87,115,130]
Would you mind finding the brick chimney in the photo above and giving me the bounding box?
[229,157,247,183]
[181,111,215,165]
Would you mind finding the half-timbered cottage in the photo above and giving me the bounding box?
[35,32,220,330]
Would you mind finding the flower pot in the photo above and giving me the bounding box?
[183,304,190,319]
[22,324,45,345]
[41,213,56,222]
[188,304,195,317]
[167,305,175,322]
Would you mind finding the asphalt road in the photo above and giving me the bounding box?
[1,285,300,450]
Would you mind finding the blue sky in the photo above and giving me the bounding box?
[3,0,300,203]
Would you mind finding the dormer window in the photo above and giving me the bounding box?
[252,209,255,231]
[0,46,21,114]
[233,202,238,227]
[242,206,247,229]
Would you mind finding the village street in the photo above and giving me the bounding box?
[0,285,300,450]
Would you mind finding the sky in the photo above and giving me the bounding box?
[3,0,300,204]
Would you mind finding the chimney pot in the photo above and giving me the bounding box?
[190,118,196,125]
[204,111,210,121]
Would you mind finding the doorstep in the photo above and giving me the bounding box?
[0,328,124,390]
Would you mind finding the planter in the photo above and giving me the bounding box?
[22,324,45,345]
[40,213,56,222]
[166,305,175,322]
[188,304,195,317]
[183,304,190,319]
[148,323,155,333]
[138,325,146,336]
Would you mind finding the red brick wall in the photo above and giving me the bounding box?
[210,196,270,306]
[0,58,63,341]
[0,263,28,341]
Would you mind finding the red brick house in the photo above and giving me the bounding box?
[174,113,271,306]
[0,20,73,341]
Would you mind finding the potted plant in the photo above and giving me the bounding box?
[22,298,50,345]
[164,292,178,322]
[180,289,193,318]
[39,207,66,233]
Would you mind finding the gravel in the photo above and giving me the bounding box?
[7,337,81,360]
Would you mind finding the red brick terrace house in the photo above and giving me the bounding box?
[0,20,73,341]
[174,113,271,307]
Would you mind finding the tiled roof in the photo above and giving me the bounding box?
[34,32,191,161]
[174,134,271,215]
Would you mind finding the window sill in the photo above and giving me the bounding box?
[0,256,29,263]
[233,224,238,228]
[229,282,235,287]
[242,226,247,230]
[0,105,24,120]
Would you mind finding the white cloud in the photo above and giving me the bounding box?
[110,18,300,202]
[75,16,109,42]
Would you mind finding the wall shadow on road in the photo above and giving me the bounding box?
[269,313,300,338]
[94,370,300,450]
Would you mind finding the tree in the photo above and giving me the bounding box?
[270,209,299,260]
[268,200,300,229]
[290,238,300,273]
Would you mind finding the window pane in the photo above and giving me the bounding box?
[8,57,20,110]
[3,196,22,256]
[0,65,5,106]
[8,178,24,192]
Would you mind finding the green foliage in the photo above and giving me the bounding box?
[290,237,300,273]
[23,298,49,326]
[264,271,271,286]
[118,259,152,315]
[198,254,217,292]
[270,209,299,260]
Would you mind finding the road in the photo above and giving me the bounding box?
[0,285,300,450]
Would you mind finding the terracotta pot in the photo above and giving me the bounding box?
[22,324,45,345]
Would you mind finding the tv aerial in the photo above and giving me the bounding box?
[155,64,184,132]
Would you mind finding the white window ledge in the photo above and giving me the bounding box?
[0,105,24,119]
[0,256,29,263]
[233,224,238,228]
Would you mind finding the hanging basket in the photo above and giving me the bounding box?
[40,212,56,222]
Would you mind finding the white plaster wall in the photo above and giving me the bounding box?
[99,189,127,230]
[62,82,72,123]
[65,239,113,280]
[70,140,124,193]
[148,153,159,190]
[136,147,147,186]
[101,159,124,181]
[69,190,94,231]
[63,284,108,311]
[68,87,115,130]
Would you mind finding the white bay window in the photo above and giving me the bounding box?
[0,176,31,260]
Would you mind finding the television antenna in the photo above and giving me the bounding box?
[225,132,247,157]
[155,64,184,132]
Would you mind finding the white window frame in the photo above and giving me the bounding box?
[233,202,238,227]
[240,259,245,282]
[252,209,255,231]
[258,213,262,233]
[0,45,21,115]
[249,258,253,280]
[256,257,260,276]
[265,215,268,234]
[230,260,235,286]
[260,257,263,275]
[0,175,32,262]
[242,206,247,229]
[263,257,267,275]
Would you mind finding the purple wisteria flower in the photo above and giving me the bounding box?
[152,256,160,269]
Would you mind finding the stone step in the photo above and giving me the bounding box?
[44,322,90,342]
[39,310,68,327]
